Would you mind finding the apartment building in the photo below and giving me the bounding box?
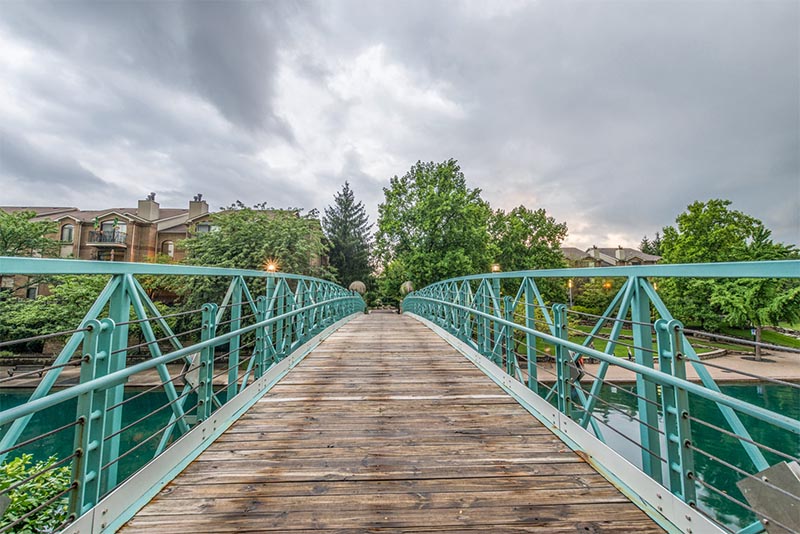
[1,194,211,263]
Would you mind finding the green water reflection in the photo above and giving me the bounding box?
[593,383,799,531]
[0,389,196,487]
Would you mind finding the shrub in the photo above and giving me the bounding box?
[0,454,72,533]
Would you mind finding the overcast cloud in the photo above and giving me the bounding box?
[0,0,797,248]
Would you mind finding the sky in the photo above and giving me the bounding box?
[0,0,798,249]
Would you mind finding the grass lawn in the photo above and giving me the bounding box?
[721,327,800,350]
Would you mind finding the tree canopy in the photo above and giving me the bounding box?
[489,206,567,272]
[376,159,492,290]
[322,182,373,287]
[181,207,329,276]
[658,199,798,341]
[0,209,59,257]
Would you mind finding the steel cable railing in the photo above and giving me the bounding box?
[403,263,800,534]
[0,258,364,533]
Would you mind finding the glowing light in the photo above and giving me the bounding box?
[264,259,279,273]
[491,263,501,273]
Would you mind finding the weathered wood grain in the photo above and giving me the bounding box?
[120,312,663,533]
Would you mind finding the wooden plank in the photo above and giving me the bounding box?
[120,313,662,533]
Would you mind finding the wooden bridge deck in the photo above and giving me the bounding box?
[121,312,663,533]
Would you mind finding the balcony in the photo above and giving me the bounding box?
[88,230,128,246]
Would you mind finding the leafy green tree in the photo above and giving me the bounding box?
[376,159,492,291]
[0,209,59,257]
[375,259,411,309]
[709,227,799,360]
[489,206,567,271]
[659,199,798,338]
[182,207,329,275]
[179,206,331,311]
[0,454,71,533]
[489,205,567,299]
[0,275,111,350]
[322,182,373,287]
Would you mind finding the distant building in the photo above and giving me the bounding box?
[561,246,660,267]
[1,194,211,263]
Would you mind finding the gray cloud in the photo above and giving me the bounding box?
[0,129,116,192]
[0,0,797,247]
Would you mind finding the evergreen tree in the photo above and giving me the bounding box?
[639,231,662,256]
[323,182,373,287]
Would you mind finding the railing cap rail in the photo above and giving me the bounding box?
[0,256,332,282]
[419,260,800,284]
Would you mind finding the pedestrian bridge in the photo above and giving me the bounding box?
[0,258,798,534]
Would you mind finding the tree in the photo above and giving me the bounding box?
[639,232,662,256]
[658,199,798,346]
[710,227,799,360]
[0,209,59,257]
[0,275,110,351]
[179,206,331,310]
[182,207,329,275]
[489,205,568,299]
[376,159,492,291]
[322,182,373,287]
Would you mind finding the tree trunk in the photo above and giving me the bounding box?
[754,325,762,362]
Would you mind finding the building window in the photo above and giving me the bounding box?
[196,223,212,233]
[161,240,175,258]
[26,287,37,299]
[60,224,74,242]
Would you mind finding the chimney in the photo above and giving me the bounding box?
[615,246,625,261]
[137,192,160,221]
[189,193,208,219]
[591,246,600,259]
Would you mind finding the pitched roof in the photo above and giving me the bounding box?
[561,247,592,261]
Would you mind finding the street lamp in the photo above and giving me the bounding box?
[264,259,279,273]
[491,263,501,273]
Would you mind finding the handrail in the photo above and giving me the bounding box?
[0,296,355,426]
[407,295,799,434]
[0,257,365,533]
[0,256,332,280]
[402,261,800,534]
[412,259,800,281]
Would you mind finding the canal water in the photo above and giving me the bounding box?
[1,383,797,531]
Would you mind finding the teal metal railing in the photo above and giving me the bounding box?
[0,257,364,532]
[402,261,800,534]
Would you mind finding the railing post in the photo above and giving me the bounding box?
[276,281,286,359]
[101,275,130,494]
[70,318,114,518]
[503,296,514,376]
[197,303,218,423]
[254,296,268,379]
[631,277,663,483]
[524,279,538,390]
[553,304,572,417]
[226,278,242,403]
[655,318,697,505]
